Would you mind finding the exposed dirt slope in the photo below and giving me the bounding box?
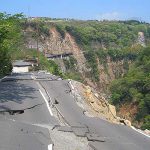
[47,28,86,72]
[97,57,131,92]
[69,80,132,126]
[25,26,130,91]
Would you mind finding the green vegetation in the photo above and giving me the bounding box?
[0,13,63,78]
[20,18,150,130]
[39,56,63,77]
[84,51,99,82]
[55,25,65,38]
[12,48,63,77]
[54,20,150,48]
[22,21,50,37]
[64,71,83,82]
[24,19,150,81]
[51,20,150,81]
[63,56,77,70]
[1,15,150,129]
[110,47,150,129]
[0,12,23,77]
[63,56,83,82]
[141,115,150,130]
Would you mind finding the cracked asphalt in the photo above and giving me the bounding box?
[0,72,88,150]
[0,72,58,150]
[40,79,150,150]
[0,72,150,150]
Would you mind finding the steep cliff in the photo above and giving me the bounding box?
[25,30,124,92]
[24,26,86,73]
[23,20,148,92]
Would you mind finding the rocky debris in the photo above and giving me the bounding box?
[83,85,119,123]
[108,104,116,117]
[69,79,133,127]
[118,118,132,127]
[117,102,138,125]
[144,129,150,136]
[68,80,97,118]
[124,119,132,127]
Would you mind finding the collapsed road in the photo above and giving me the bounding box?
[0,72,150,150]
[0,72,57,150]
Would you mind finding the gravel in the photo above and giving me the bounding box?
[49,127,89,150]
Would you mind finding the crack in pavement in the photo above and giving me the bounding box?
[36,80,69,126]
[0,102,45,115]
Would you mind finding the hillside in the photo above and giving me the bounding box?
[22,19,150,87]
[21,18,150,129]
[110,47,150,129]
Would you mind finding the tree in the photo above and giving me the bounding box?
[110,47,150,129]
[0,12,23,77]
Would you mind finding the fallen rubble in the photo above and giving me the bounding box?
[69,79,132,126]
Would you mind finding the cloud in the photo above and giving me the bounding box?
[96,12,120,21]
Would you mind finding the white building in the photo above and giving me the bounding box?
[12,60,32,73]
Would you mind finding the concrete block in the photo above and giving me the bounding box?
[86,133,106,142]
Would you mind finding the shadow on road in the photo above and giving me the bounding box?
[0,80,37,104]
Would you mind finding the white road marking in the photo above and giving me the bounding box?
[131,126,150,138]
[0,75,8,82]
[48,144,53,150]
[39,89,53,116]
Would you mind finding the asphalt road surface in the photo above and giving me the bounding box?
[0,72,58,150]
[40,79,150,150]
[0,72,150,150]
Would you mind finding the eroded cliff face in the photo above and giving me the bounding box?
[97,57,130,92]
[48,28,87,72]
[25,26,130,92]
[25,27,86,72]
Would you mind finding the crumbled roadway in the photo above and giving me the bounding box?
[0,118,51,150]
[40,80,150,150]
[0,72,88,150]
[1,72,150,150]
[0,72,59,150]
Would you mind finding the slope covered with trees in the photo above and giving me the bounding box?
[110,47,150,129]
[0,13,23,77]
[53,20,150,82]
[23,19,150,82]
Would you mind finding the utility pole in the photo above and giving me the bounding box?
[36,20,40,66]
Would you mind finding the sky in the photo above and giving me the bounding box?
[0,0,149,22]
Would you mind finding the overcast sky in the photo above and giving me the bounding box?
[0,0,149,22]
